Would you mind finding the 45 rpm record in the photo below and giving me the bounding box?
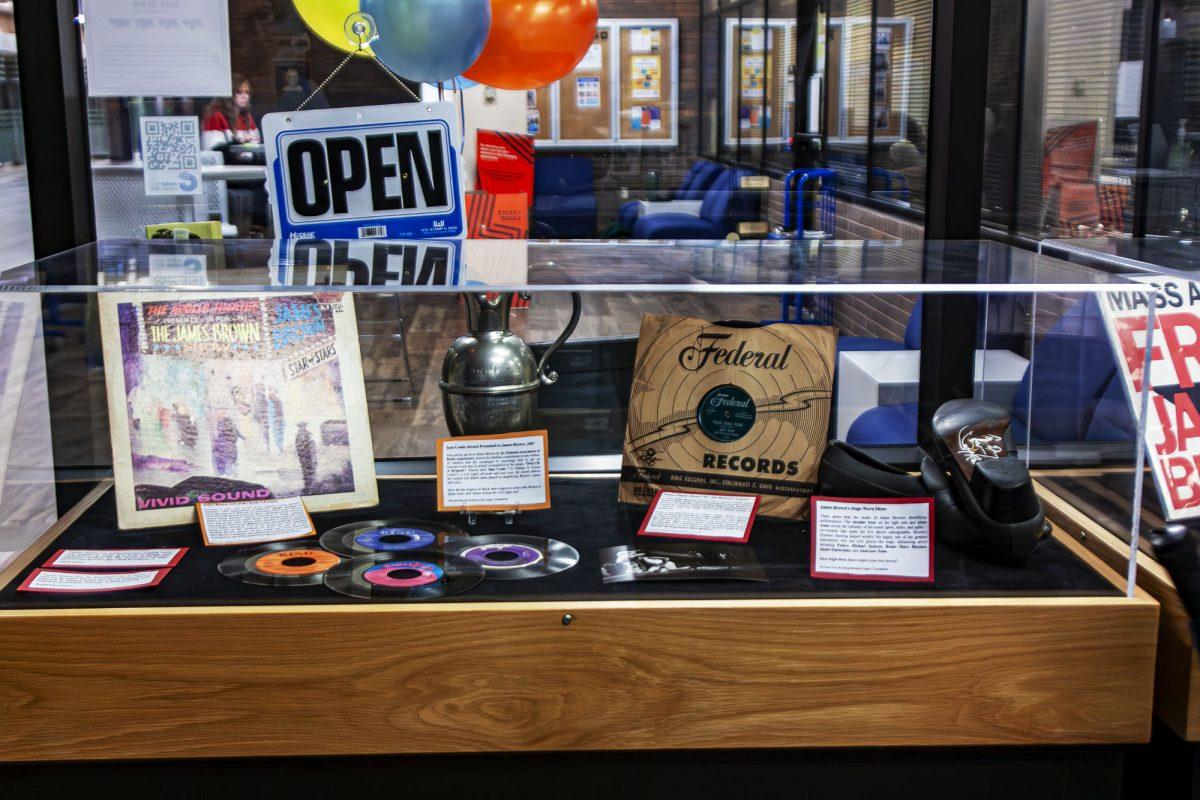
[448,535,580,581]
[324,552,483,600]
[319,518,469,557]
[218,540,344,587]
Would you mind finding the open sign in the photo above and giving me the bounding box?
[271,239,461,287]
[264,104,465,241]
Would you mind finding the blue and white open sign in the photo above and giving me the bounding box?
[263,103,465,241]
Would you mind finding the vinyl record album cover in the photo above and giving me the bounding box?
[100,292,378,529]
[619,315,837,520]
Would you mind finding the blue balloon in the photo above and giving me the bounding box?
[363,0,492,85]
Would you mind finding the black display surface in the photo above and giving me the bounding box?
[0,476,1118,609]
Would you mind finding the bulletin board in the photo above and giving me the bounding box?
[723,19,794,147]
[825,16,912,144]
[534,18,679,149]
[618,24,675,142]
[558,28,613,142]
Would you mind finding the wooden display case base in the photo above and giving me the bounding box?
[1039,480,1200,741]
[0,483,1159,762]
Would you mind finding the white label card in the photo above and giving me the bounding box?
[18,568,170,593]
[197,497,315,546]
[46,548,187,570]
[638,491,759,543]
[437,431,551,512]
[811,497,934,582]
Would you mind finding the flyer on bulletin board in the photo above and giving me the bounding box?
[631,56,661,100]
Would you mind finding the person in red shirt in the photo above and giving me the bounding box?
[202,74,261,149]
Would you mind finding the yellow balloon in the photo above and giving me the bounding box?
[293,0,372,56]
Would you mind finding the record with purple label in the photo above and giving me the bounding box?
[319,518,469,557]
[448,535,580,581]
[323,551,483,600]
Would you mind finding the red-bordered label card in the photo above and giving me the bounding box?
[637,490,760,543]
[45,547,188,570]
[17,568,172,593]
[810,496,935,583]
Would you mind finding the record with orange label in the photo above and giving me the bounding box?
[219,540,345,587]
[619,315,836,520]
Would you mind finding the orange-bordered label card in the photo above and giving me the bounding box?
[197,496,316,547]
[436,430,551,513]
[637,490,760,543]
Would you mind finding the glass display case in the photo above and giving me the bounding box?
[0,238,1162,760]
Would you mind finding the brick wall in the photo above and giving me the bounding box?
[831,200,923,341]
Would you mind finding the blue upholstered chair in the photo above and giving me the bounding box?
[532,156,598,239]
[1011,295,1132,443]
[844,295,1134,447]
[632,168,760,239]
[617,160,725,234]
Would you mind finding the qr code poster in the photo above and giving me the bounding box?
[140,116,203,197]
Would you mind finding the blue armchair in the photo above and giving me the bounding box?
[532,156,598,239]
[632,168,760,239]
[618,160,725,233]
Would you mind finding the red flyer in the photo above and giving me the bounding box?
[476,129,535,201]
[465,191,529,239]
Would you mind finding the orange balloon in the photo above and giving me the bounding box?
[464,0,599,90]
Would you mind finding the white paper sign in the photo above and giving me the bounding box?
[46,547,186,569]
[197,496,315,546]
[83,0,232,98]
[437,431,550,511]
[638,491,759,543]
[1099,276,1200,520]
[578,43,604,71]
[576,77,602,108]
[18,568,169,593]
[811,498,934,582]
[140,116,203,196]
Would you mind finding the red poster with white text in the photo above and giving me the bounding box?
[1101,275,1200,519]
[476,130,535,202]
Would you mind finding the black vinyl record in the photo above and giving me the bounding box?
[319,518,469,557]
[218,540,345,587]
[447,535,580,581]
[324,551,484,600]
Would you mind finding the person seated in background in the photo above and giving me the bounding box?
[202,74,261,150]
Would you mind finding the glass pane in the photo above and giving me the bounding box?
[0,6,32,268]
[1144,6,1200,237]
[825,0,871,196]
[1016,0,1144,239]
[868,0,932,211]
[765,0,801,175]
[981,0,1023,230]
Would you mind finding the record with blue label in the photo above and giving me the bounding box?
[324,551,483,600]
[447,535,580,581]
[319,518,469,557]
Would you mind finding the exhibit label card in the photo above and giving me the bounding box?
[810,497,934,583]
[18,568,171,594]
[437,431,551,512]
[637,490,759,543]
[197,497,315,546]
[46,548,187,570]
